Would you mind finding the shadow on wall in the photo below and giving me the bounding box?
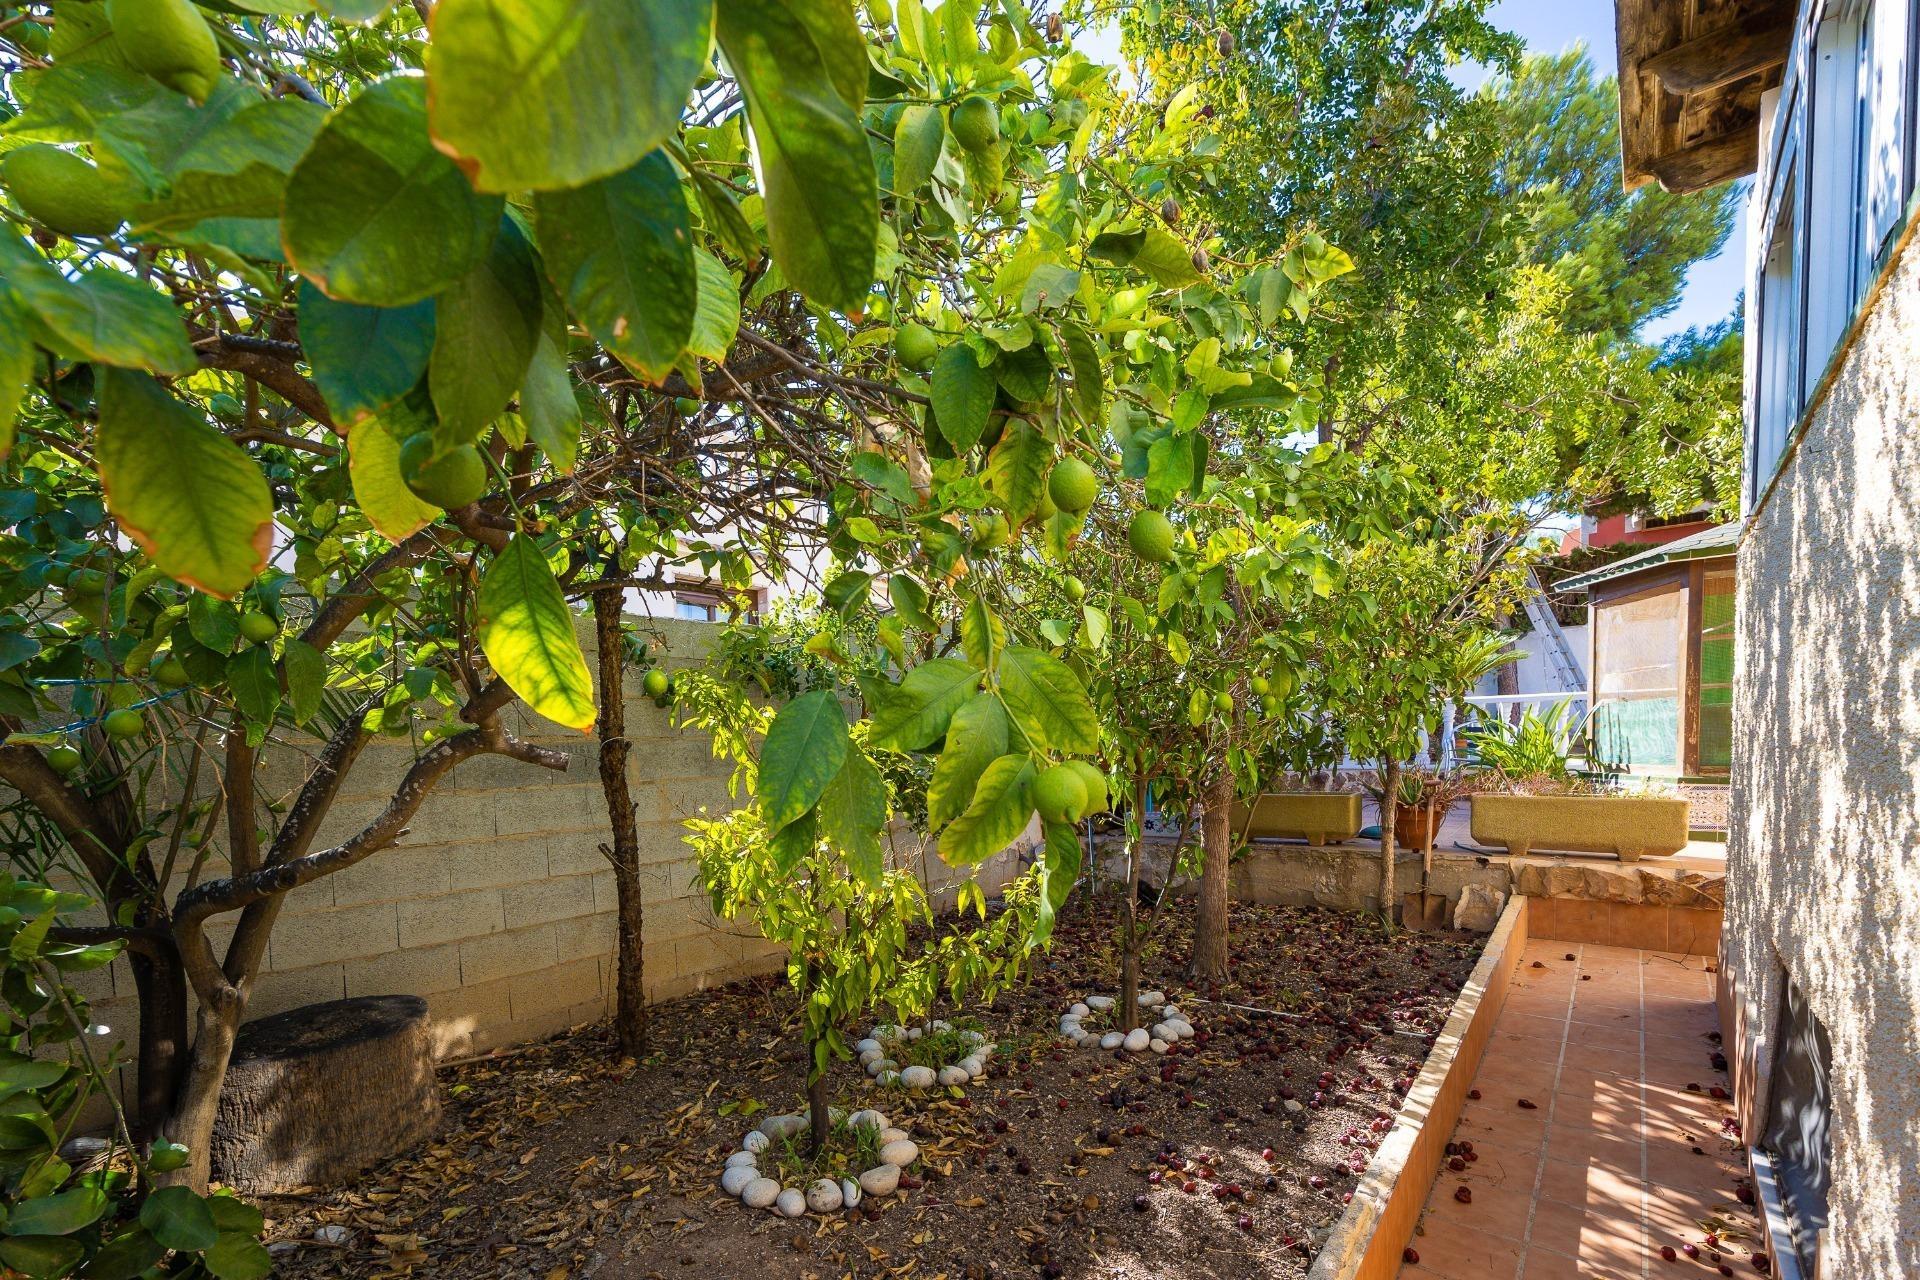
[1728,241,1920,1279]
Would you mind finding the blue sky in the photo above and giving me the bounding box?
[1085,1,1747,342]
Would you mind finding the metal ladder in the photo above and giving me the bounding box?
[1523,586,1587,693]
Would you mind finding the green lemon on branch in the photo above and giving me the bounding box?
[45,744,83,775]
[1063,760,1110,815]
[642,668,671,699]
[1128,510,1176,563]
[1030,764,1088,825]
[103,708,145,741]
[0,146,128,237]
[950,96,999,153]
[399,433,488,510]
[1047,458,1098,513]
[105,0,222,102]
[239,610,279,644]
[893,323,939,372]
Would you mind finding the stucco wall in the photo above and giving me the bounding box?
[59,619,1028,1094]
[1725,226,1920,1277]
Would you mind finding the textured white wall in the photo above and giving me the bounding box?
[1725,226,1920,1278]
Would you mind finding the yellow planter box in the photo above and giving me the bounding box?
[1470,793,1690,862]
[1230,792,1364,847]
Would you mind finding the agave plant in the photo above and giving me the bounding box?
[1460,698,1596,789]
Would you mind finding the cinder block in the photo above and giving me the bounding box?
[501,874,597,930]
[653,776,737,823]
[545,835,610,879]
[247,963,347,1019]
[459,923,557,987]
[445,837,550,891]
[553,910,617,964]
[275,874,336,919]
[397,888,506,950]
[401,789,498,845]
[329,848,450,906]
[425,977,513,1058]
[637,822,697,867]
[452,748,587,793]
[267,901,397,972]
[587,868,618,914]
[494,784,606,837]
[345,941,463,998]
[508,957,603,1021]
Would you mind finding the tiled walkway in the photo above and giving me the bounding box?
[1398,940,1760,1279]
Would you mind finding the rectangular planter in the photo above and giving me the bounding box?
[1470,793,1690,862]
[1231,791,1364,846]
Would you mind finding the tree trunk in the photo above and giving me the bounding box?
[160,999,243,1191]
[1378,758,1400,933]
[1119,774,1146,1035]
[591,590,646,1056]
[1496,624,1522,726]
[806,1057,830,1156]
[1190,771,1233,985]
[127,946,189,1139]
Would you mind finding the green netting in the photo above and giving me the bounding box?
[1593,697,1680,768]
[1698,704,1733,768]
[1701,636,1735,684]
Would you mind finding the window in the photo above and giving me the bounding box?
[1694,571,1737,771]
[1591,584,1687,771]
[672,593,721,623]
[1749,162,1801,510]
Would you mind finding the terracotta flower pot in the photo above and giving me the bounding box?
[1393,802,1448,851]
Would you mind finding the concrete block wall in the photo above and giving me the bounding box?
[65,620,1028,1087]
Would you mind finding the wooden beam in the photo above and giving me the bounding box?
[1643,10,1794,95]
[1647,122,1762,194]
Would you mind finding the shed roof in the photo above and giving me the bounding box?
[1558,521,1743,592]
[1613,0,1794,193]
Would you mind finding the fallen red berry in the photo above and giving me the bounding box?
[1403,1247,1420,1264]
[1517,1098,1538,1109]
[1662,1245,1678,1261]
[1453,1186,1472,1204]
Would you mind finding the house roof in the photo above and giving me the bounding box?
[1613,0,1794,193]
[1558,521,1743,592]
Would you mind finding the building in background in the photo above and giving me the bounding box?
[1612,1,1919,1277]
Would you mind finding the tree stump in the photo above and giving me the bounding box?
[210,995,441,1194]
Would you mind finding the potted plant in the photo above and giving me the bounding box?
[1366,766,1477,853]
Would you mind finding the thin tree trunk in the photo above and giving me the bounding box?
[1119,774,1147,1035]
[806,1060,830,1156]
[128,949,189,1138]
[1379,758,1400,932]
[1190,771,1233,985]
[159,1001,242,1190]
[591,590,646,1056]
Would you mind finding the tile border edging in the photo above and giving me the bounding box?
[1306,894,1531,1280]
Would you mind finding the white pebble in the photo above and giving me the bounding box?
[859,1164,901,1197]
[905,1026,924,1040]
[725,1150,758,1169]
[855,1038,882,1055]
[898,1065,937,1090]
[1150,1038,1169,1054]
[742,1131,769,1154]
[879,1138,919,1168]
[879,1127,910,1145]
[1086,995,1115,1010]
[938,1065,971,1087]
[1138,990,1166,1006]
[1070,1002,1090,1017]
[840,1177,862,1208]
[1097,1031,1121,1050]
[721,1165,758,1196]
[1160,1005,1181,1019]
[848,1109,888,1134]
[805,1178,843,1213]
[1123,1028,1151,1053]
[742,1177,781,1208]
[758,1113,807,1141]
[775,1188,806,1218]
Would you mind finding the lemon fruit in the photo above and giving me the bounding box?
[1249,675,1270,696]
[1030,764,1088,825]
[643,668,670,699]
[239,610,278,644]
[1,145,128,237]
[1127,510,1176,562]
[950,96,999,153]
[1047,458,1098,513]
[399,433,488,510]
[106,0,222,102]
[103,708,145,741]
[1064,760,1110,815]
[45,744,83,775]
[894,322,939,372]
[154,657,190,688]
[1063,574,1085,602]
[1212,690,1233,714]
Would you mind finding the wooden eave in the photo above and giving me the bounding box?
[1614,0,1795,194]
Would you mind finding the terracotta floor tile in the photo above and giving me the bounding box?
[1644,1028,1717,1067]
[1543,1123,1640,1174]
[1525,1196,1645,1270]
[1643,1178,1759,1240]
[1405,1212,1525,1280]
[1473,1062,1560,1098]
[1452,1103,1551,1154]
[1519,1244,1637,1280]
[1567,999,1643,1027]
[1645,1137,1742,1195]
[1560,1041,1644,1079]
[1564,1017,1641,1053]
[1422,1174,1536,1241]
[1535,1153,1643,1210]
[1546,1088,1644,1137]
[1493,1010,1569,1041]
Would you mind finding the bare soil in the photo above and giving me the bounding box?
[261,898,1483,1280]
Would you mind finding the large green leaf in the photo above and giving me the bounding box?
[6,265,195,375]
[891,103,944,197]
[1036,819,1082,940]
[938,753,1033,867]
[0,64,164,142]
[759,689,849,834]
[683,248,741,365]
[281,637,326,725]
[138,1187,217,1253]
[347,421,440,541]
[283,77,502,306]
[818,746,885,884]
[95,371,273,599]
[929,343,992,451]
[227,645,281,725]
[132,96,327,232]
[0,1235,84,1276]
[868,658,979,752]
[716,0,877,311]
[997,645,1098,754]
[425,0,712,193]
[533,151,696,384]
[1061,319,1104,427]
[429,217,541,439]
[298,282,435,427]
[6,1185,106,1236]
[520,330,582,473]
[927,692,1008,830]
[477,534,595,731]
[79,1226,164,1280]
[203,1233,272,1280]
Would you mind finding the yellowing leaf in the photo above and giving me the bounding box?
[477,534,595,731]
[95,371,272,599]
[348,421,439,542]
